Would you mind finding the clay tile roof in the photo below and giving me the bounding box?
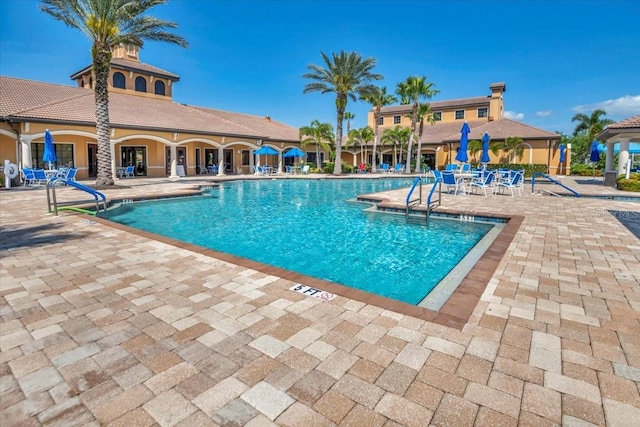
[419,119,559,144]
[70,59,180,81]
[0,76,299,141]
[607,115,640,129]
[380,96,491,115]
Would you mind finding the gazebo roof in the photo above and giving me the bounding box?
[596,115,640,143]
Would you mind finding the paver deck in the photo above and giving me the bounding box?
[1,173,639,426]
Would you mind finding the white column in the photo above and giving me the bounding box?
[21,136,32,168]
[110,142,116,179]
[277,153,283,174]
[605,142,615,172]
[249,150,254,172]
[618,138,630,175]
[170,145,178,178]
[217,147,225,176]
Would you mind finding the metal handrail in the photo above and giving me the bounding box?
[531,172,580,197]
[405,177,423,217]
[46,177,108,217]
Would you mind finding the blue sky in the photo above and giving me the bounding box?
[1,0,639,136]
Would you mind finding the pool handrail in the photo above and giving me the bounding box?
[405,176,423,217]
[531,172,580,197]
[46,177,108,217]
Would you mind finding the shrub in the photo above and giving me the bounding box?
[616,173,640,192]
[571,164,603,176]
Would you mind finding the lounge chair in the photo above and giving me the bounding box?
[21,168,35,186]
[470,171,496,196]
[390,163,404,174]
[497,170,523,196]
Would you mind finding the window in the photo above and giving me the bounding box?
[377,116,384,125]
[477,107,488,118]
[135,76,147,92]
[113,72,125,89]
[154,80,166,95]
[31,142,74,169]
[393,115,401,124]
[433,112,442,121]
[307,152,325,165]
[455,110,465,120]
[241,150,250,166]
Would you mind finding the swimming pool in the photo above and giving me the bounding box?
[106,178,495,305]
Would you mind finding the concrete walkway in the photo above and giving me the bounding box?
[1,174,639,426]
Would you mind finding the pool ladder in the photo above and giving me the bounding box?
[405,176,442,222]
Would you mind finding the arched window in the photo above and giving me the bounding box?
[112,72,125,89]
[135,76,147,92]
[154,80,166,95]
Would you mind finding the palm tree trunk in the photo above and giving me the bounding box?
[316,143,321,169]
[93,44,114,186]
[372,123,379,172]
[334,109,344,175]
[415,139,423,173]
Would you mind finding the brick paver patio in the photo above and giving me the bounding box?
[1,174,638,426]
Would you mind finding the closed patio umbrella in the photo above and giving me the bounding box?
[590,140,600,180]
[43,129,57,170]
[559,143,566,175]
[480,132,491,167]
[455,122,470,163]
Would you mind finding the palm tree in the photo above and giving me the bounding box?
[572,109,614,160]
[414,103,435,173]
[360,87,397,172]
[303,51,382,175]
[345,126,374,166]
[382,126,410,165]
[468,140,482,164]
[40,0,188,186]
[491,136,524,164]
[299,120,334,169]
[395,76,439,173]
[344,111,356,134]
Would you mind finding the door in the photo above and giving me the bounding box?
[223,149,233,174]
[88,144,98,178]
[165,147,187,176]
[121,147,147,176]
[195,148,201,174]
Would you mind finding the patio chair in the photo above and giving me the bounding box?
[470,171,496,197]
[285,165,293,175]
[358,163,367,173]
[441,171,465,195]
[391,163,404,174]
[32,169,49,186]
[301,165,310,175]
[497,170,523,196]
[65,167,78,182]
[379,163,389,173]
[445,164,458,172]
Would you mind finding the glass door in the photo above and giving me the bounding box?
[121,147,147,176]
[88,144,98,177]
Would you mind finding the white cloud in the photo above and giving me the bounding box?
[504,111,524,120]
[535,110,552,117]
[571,95,640,117]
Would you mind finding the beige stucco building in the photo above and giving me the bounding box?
[1,46,301,181]
[345,82,565,173]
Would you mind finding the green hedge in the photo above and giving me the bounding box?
[616,173,640,192]
[571,164,603,176]
[485,164,547,178]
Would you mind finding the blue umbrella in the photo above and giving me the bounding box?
[480,132,491,164]
[283,147,306,158]
[589,140,600,162]
[43,129,57,169]
[254,146,278,155]
[455,122,470,163]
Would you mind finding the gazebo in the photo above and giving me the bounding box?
[596,115,640,186]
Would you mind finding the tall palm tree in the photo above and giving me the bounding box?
[303,51,382,175]
[40,0,188,186]
[299,120,334,169]
[395,76,439,173]
[345,126,374,166]
[414,103,435,173]
[382,126,410,165]
[344,111,356,135]
[572,109,614,160]
[361,86,397,172]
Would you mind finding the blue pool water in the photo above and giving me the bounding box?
[106,179,494,304]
